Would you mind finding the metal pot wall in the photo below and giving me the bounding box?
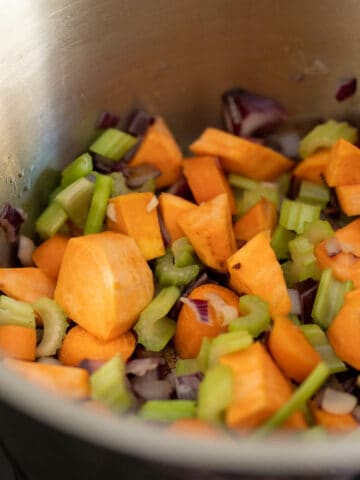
[1,1,360,478]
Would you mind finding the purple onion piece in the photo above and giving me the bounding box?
[286,176,302,200]
[95,111,121,129]
[78,359,105,374]
[123,163,161,188]
[168,273,210,320]
[175,372,203,400]
[157,212,171,247]
[222,88,287,138]
[0,203,27,243]
[294,278,319,324]
[335,77,357,102]
[124,110,155,137]
[324,237,341,257]
[92,154,127,174]
[179,298,209,324]
[322,186,341,221]
[266,131,300,158]
[166,175,194,200]
[336,370,360,395]
[130,369,174,401]
[126,357,164,376]
[133,345,163,359]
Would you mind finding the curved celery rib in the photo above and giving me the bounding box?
[155,250,199,287]
[207,331,253,367]
[229,295,270,338]
[60,153,93,188]
[90,128,137,161]
[0,296,35,329]
[84,173,113,234]
[279,199,321,235]
[171,237,198,268]
[55,177,94,228]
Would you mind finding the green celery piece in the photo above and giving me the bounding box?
[49,185,64,204]
[139,400,196,422]
[299,120,358,159]
[271,224,296,260]
[0,296,35,329]
[197,364,234,423]
[35,203,68,239]
[55,177,94,228]
[155,250,199,287]
[279,199,321,234]
[90,128,137,161]
[228,174,259,190]
[110,172,132,197]
[90,355,133,412]
[297,180,330,207]
[288,235,316,267]
[300,324,346,374]
[208,331,253,367]
[238,184,279,216]
[311,268,353,329]
[282,260,321,287]
[175,358,200,376]
[253,362,330,438]
[229,295,270,337]
[60,153,93,188]
[171,237,197,267]
[276,173,291,198]
[84,173,113,234]
[302,220,334,245]
[134,287,179,352]
[33,298,69,357]
[197,337,212,373]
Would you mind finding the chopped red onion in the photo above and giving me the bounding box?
[180,297,209,324]
[325,237,341,257]
[0,203,27,243]
[78,359,105,374]
[123,163,161,188]
[335,77,357,102]
[157,211,171,247]
[17,235,35,267]
[168,273,210,319]
[268,131,300,158]
[166,175,193,200]
[175,372,203,400]
[204,292,238,327]
[287,288,302,315]
[92,154,126,174]
[321,387,357,415]
[131,369,174,400]
[95,111,121,129]
[286,176,302,200]
[126,357,164,376]
[295,278,319,324]
[124,110,155,137]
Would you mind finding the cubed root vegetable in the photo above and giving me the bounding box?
[325,139,360,187]
[54,232,154,340]
[336,184,360,216]
[174,284,239,359]
[334,218,360,257]
[107,192,165,260]
[189,128,294,181]
[220,342,306,429]
[311,406,358,432]
[169,418,222,438]
[268,316,321,383]
[327,289,360,370]
[128,117,182,188]
[158,193,197,244]
[293,149,330,185]
[234,198,277,242]
[59,326,136,367]
[183,156,237,214]
[227,231,291,318]
[177,194,236,272]
[4,359,90,400]
[0,268,56,303]
[0,325,36,361]
[32,234,70,279]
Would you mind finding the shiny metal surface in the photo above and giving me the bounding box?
[0,0,360,472]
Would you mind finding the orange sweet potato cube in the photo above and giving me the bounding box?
[158,193,197,244]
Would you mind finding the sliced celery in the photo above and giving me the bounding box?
[171,237,197,268]
[0,296,35,329]
[134,287,179,352]
[60,153,93,188]
[302,220,334,245]
[279,199,321,234]
[175,358,200,376]
[155,250,199,287]
[238,184,279,216]
[90,355,133,412]
[299,120,358,159]
[289,235,316,267]
[139,400,196,422]
[229,295,270,337]
[55,177,94,228]
[311,268,353,329]
[282,260,321,287]
[35,202,68,239]
[110,172,132,197]
[208,331,253,367]
[197,337,212,373]
[197,364,234,423]
[33,298,69,357]
[228,174,259,190]
[83,173,113,234]
[271,224,296,260]
[90,128,137,161]
[297,181,330,207]
[253,362,330,437]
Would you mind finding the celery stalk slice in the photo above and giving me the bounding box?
[139,400,196,422]
[35,203,68,239]
[208,331,253,367]
[55,177,94,228]
[84,173,113,234]
[90,129,137,161]
[0,296,35,329]
[60,153,93,188]
[229,295,270,337]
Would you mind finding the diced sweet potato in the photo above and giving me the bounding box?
[177,194,236,272]
[234,198,277,242]
[54,232,154,340]
[336,184,360,216]
[334,218,360,257]
[0,268,56,303]
[0,325,36,361]
[107,192,165,260]
[32,234,70,280]
[293,148,330,184]
[325,139,360,186]
[158,193,197,243]
[189,128,294,181]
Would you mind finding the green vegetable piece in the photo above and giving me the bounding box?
[0,296,35,329]
[271,224,296,260]
[229,295,270,337]
[300,324,346,374]
[60,153,93,188]
[175,358,200,376]
[297,180,330,207]
[238,184,279,216]
[35,202,68,239]
[83,173,113,234]
[55,177,94,228]
[299,120,358,159]
[302,220,334,245]
[155,250,200,287]
[208,331,253,368]
[197,364,234,424]
[279,199,321,234]
[197,337,212,373]
[90,355,133,412]
[228,174,260,190]
[90,128,137,161]
[139,400,196,422]
[110,172,132,197]
[134,287,179,352]
[288,235,316,267]
[311,268,353,330]
[276,173,291,197]
[33,298,68,357]
[171,237,197,268]
[253,362,330,437]
[282,260,321,287]
[289,314,301,326]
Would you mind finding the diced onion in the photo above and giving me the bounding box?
[321,387,357,415]
[106,203,117,222]
[204,293,238,327]
[18,235,35,266]
[146,195,159,213]
[288,288,301,315]
[324,237,341,257]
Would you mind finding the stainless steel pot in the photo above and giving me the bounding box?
[1,1,360,478]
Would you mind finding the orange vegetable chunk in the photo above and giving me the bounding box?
[107,192,165,260]
[336,184,360,216]
[177,193,236,272]
[183,156,236,214]
[293,148,330,184]
[32,234,70,279]
[128,117,182,188]
[158,193,196,243]
[0,325,36,361]
[189,128,294,181]
[268,316,321,382]
[234,198,277,242]
[220,342,306,429]
[174,284,239,359]
[0,268,56,303]
[227,231,291,318]
[4,358,90,400]
[54,232,154,340]
[312,406,358,432]
[325,139,360,186]
[334,218,360,257]
[59,326,136,366]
